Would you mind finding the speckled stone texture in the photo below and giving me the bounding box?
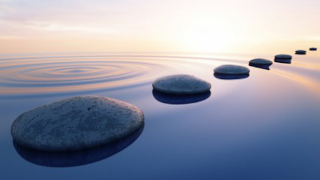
[11,96,144,151]
[309,47,317,51]
[295,50,306,55]
[214,65,250,75]
[249,58,273,66]
[152,74,211,95]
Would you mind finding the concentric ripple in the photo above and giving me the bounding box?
[1,54,319,98]
[0,55,220,97]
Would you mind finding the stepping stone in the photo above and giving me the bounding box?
[249,58,273,66]
[249,58,273,70]
[295,50,306,55]
[310,47,317,51]
[274,54,292,63]
[152,74,211,95]
[275,54,292,59]
[214,65,250,75]
[11,96,144,151]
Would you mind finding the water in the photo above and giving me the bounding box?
[0,52,320,180]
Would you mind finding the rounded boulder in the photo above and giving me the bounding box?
[275,54,292,59]
[152,74,211,95]
[11,96,144,151]
[249,58,273,66]
[295,50,306,55]
[274,54,292,63]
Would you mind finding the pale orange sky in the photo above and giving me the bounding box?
[0,0,319,54]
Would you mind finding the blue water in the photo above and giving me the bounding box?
[0,52,320,180]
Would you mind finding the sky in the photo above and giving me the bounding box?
[0,0,319,54]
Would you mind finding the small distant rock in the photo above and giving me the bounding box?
[152,74,211,95]
[11,96,144,151]
[295,50,306,55]
[310,47,317,51]
[214,65,250,75]
[274,54,292,63]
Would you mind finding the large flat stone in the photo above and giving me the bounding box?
[152,74,211,95]
[11,96,144,151]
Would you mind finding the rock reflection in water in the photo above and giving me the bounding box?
[214,73,250,80]
[13,125,144,167]
[152,90,211,104]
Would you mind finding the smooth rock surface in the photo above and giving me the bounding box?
[11,96,144,151]
[295,50,306,55]
[152,74,211,95]
[214,65,250,75]
[310,47,317,51]
[274,54,292,63]
[275,54,292,59]
[249,58,273,66]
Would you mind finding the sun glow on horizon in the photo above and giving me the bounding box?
[0,0,319,54]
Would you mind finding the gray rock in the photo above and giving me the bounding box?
[295,50,306,55]
[11,96,144,151]
[214,65,250,75]
[310,47,317,51]
[249,58,273,66]
[274,54,292,63]
[152,74,211,95]
[275,54,292,59]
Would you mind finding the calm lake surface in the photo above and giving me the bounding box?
[0,52,320,180]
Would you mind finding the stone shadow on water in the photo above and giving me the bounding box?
[13,125,144,167]
[152,90,211,105]
[213,73,250,80]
